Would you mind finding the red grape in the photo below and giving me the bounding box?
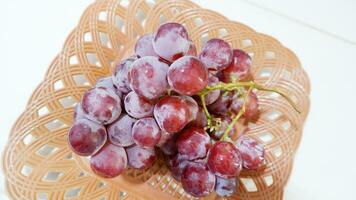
[168,56,208,95]
[134,34,158,57]
[129,56,169,100]
[199,38,232,72]
[244,91,260,121]
[169,154,190,181]
[107,114,137,147]
[204,74,220,105]
[210,115,235,140]
[222,49,252,82]
[235,136,265,170]
[153,22,190,62]
[207,92,233,115]
[180,95,199,122]
[158,132,178,156]
[82,87,121,124]
[153,96,190,133]
[73,103,86,121]
[124,91,154,119]
[215,176,237,197]
[68,118,107,156]
[95,76,122,98]
[90,142,127,178]
[230,91,260,121]
[132,117,161,148]
[181,162,216,197]
[112,56,137,94]
[186,40,197,56]
[187,107,207,128]
[207,141,242,178]
[177,127,210,160]
[126,145,156,169]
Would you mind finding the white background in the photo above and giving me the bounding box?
[1,0,356,199]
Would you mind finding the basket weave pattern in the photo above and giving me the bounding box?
[2,0,310,199]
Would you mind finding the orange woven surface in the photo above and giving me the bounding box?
[2,0,310,199]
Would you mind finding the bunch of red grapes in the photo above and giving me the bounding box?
[68,22,269,198]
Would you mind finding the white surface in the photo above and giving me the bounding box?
[1,0,356,199]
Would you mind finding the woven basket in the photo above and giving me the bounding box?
[2,0,310,199]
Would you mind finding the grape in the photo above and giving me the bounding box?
[124,91,154,119]
[210,115,235,140]
[158,132,178,156]
[177,127,210,160]
[204,74,220,105]
[132,117,161,148]
[230,91,260,121]
[180,95,198,122]
[222,49,252,82]
[207,141,242,178]
[153,22,190,62]
[187,107,207,128]
[82,87,121,124]
[244,91,260,121]
[126,145,156,169]
[95,76,123,98]
[68,119,107,156]
[134,34,158,57]
[129,56,169,100]
[154,96,190,133]
[199,38,232,72]
[168,56,208,95]
[186,40,197,56]
[112,56,137,94]
[107,114,137,147]
[215,177,237,197]
[181,162,216,197]
[207,92,233,115]
[169,154,190,181]
[90,142,127,178]
[235,136,265,170]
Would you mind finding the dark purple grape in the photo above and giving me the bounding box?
[129,56,169,100]
[132,117,161,148]
[222,49,252,82]
[153,96,190,133]
[230,91,260,122]
[204,74,220,105]
[112,56,137,94]
[207,92,233,115]
[82,87,121,124]
[68,118,107,156]
[207,141,242,178]
[135,34,158,57]
[215,176,237,197]
[95,76,123,98]
[236,136,265,170]
[199,38,232,72]
[153,22,190,62]
[126,145,156,169]
[181,162,216,197]
[107,114,137,147]
[124,91,154,119]
[177,127,210,160]
[90,142,127,178]
[168,56,208,95]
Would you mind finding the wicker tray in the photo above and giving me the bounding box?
[2,0,310,199]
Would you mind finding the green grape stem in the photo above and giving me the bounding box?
[198,80,301,140]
